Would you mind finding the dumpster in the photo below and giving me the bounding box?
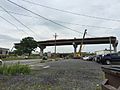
[101,66,120,90]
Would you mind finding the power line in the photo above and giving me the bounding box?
[21,0,120,22]
[0,9,116,30]
[7,0,95,37]
[55,21,114,30]
[0,9,33,17]
[0,15,29,35]
[0,10,95,38]
[0,5,40,39]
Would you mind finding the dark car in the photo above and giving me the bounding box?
[88,56,95,61]
[42,56,48,60]
[94,55,103,63]
[101,53,120,65]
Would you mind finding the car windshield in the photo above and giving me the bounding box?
[111,53,118,56]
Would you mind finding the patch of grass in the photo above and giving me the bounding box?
[0,63,31,75]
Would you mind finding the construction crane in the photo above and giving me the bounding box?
[75,29,87,58]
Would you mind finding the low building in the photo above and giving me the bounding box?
[95,49,114,55]
[0,47,9,55]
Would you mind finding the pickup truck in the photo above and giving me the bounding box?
[101,53,120,65]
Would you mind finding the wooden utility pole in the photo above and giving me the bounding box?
[109,37,112,54]
[53,33,58,57]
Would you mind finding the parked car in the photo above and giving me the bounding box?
[42,56,48,60]
[100,53,120,65]
[0,59,3,65]
[94,55,103,63]
[88,56,95,61]
[83,56,95,61]
[83,56,89,60]
[24,56,28,59]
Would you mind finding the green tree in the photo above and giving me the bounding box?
[14,48,23,56]
[15,37,37,56]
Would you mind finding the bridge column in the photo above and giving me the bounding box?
[113,46,117,53]
[112,40,118,53]
[73,41,78,57]
[39,45,46,56]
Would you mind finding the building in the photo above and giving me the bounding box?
[95,49,114,55]
[0,47,9,55]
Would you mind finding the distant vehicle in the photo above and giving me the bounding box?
[42,56,48,60]
[0,59,3,65]
[83,56,95,61]
[24,56,28,59]
[83,56,89,60]
[100,53,120,65]
[94,55,103,63]
[88,56,95,61]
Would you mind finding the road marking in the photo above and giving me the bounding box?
[43,65,50,69]
[30,64,45,67]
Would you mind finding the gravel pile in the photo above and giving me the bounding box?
[0,59,103,90]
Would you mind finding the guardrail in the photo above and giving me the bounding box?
[101,66,120,90]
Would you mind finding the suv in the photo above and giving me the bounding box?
[101,53,120,65]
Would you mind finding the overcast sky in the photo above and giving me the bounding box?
[0,0,120,53]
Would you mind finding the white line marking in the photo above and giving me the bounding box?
[43,65,50,69]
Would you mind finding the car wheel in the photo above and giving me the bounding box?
[106,60,111,65]
[96,59,100,63]
[0,61,2,65]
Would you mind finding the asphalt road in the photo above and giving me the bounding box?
[4,59,42,65]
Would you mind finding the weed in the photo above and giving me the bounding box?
[0,63,31,75]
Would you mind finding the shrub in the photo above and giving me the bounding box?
[0,63,31,75]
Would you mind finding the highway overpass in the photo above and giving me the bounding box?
[15,36,118,54]
[37,36,117,46]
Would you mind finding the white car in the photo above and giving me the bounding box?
[0,59,3,65]
[83,56,89,60]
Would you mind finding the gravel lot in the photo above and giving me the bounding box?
[0,59,103,90]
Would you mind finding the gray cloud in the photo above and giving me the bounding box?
[0,34,19,42]
[0,0,120,52]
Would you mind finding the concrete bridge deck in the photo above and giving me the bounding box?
[37,36,117,46]
[15,36,118,54]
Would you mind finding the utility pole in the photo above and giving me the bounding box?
[109,37,112,54]
[53,33,58,58]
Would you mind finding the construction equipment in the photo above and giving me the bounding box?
[75,29,87,58]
